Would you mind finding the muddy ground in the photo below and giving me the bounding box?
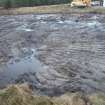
[0,13,105,96]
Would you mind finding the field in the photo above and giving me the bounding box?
[0,3,105,105]
[0,4,105,15]
[0,12,105,96]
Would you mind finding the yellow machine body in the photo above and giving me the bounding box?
[71,0,91,7]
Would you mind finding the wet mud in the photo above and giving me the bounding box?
[0,14,105,96]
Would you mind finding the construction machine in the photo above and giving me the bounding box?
[71,0,91,7]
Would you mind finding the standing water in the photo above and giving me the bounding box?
[0,48,46,88]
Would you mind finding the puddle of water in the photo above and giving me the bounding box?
[14,14,103,34]
[0,48,45,88]
[86,21,101,27]
[16,24,34,32]
[35,14,57,20]
[55,19,102,29]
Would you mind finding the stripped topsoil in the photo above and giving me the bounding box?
[0,13,105,96]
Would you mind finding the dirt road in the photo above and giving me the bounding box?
[0,13,105,96]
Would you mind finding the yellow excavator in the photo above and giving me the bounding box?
[71,0,91,7]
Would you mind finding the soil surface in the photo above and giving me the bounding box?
[0,13,105,96]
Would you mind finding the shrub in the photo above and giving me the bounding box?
[4,0,12,9]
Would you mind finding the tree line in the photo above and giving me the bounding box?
[1,0,70,9]
[0,0,101,9]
